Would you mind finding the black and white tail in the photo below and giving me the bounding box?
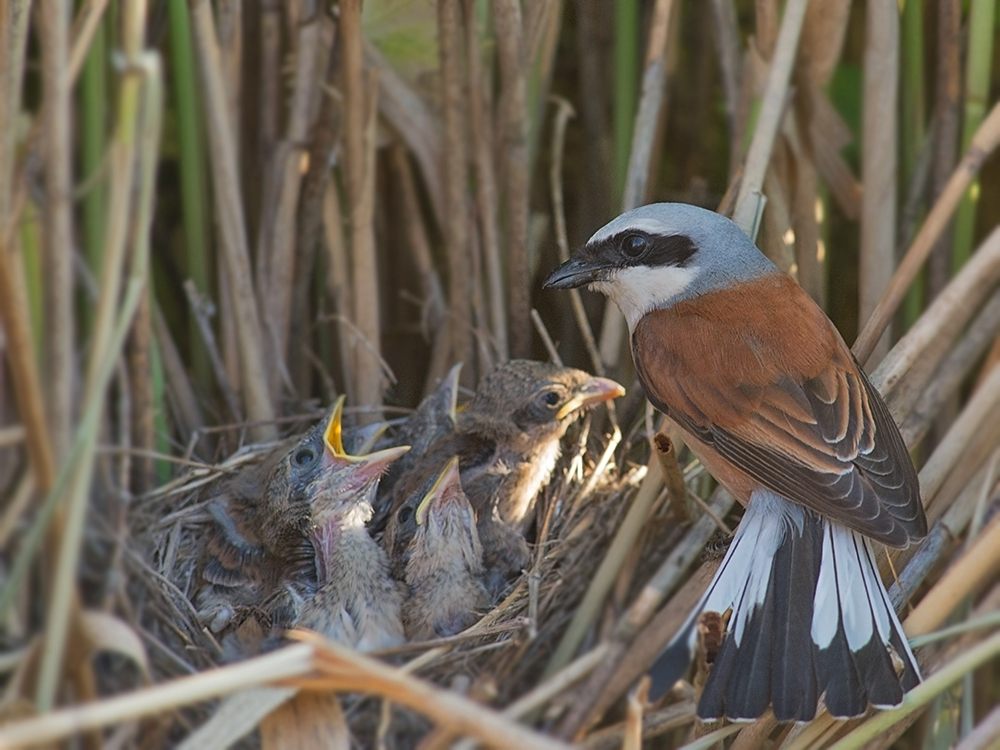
[649,490,921,722]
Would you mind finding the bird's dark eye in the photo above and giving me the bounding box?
[622,233,648,258]
[398,506,414,524]
[294,448,316,466]
[541,390,560,407]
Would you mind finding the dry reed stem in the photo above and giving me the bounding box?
[66,0,109,83]
[787,113,823,306]
[321,178,356,405]
[858,0,898,365]
[558,491,734,739]
[731,0,808,236]
[904,512,1000,637]
[341,1,383,419]
[260,5,329,397]
[583,701,697,750]
[854,100,1000,365]
[177,686,297,750]
[542,468,663,683]
[291,42,340,396]
[708,0,742,161]
[291,632,573,750]
[260,690,349,750]
[597,0,676,374]
[39,0,75,461]
[916,360,1000,524]
[926,0,962,301]
[182,280,243,424]
[826,631,1000,750]
[439,0,475,376]
[954,704,1000,750]
[0,215,56,491]
[870,225,1000,414]
[38,23,162,710]
[532,309,562,366]
[549,96,605,378]
[491,0,531,359]
[190,0,276,441]
[126,290,154,494]
[0,1,31,225]
[464,0,507,361]
[900,290,1000,447]
[0,645,317,748]
[365,40,446,230]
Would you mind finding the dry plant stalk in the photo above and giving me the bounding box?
[491,0,531,359]
[189,0,275,441]
[859,0,898,365]
[854,100,1000,365]
[341,0,384,419]
[439,0,475,376]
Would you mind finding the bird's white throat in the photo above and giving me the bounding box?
[591,264,699,331]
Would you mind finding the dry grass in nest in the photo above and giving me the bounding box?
[114,412,669,746]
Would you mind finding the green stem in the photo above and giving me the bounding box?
[167,0,212,384]
[951,0,996,274]
[613,0,639,205]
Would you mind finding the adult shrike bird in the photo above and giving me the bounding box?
[544,203,925,722]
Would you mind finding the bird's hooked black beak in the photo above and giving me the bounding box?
[543,256,606,290]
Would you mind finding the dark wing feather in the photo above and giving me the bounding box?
[632,277,925,547]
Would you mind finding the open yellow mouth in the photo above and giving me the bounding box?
[323,395,410,468]
[415,456,461,526]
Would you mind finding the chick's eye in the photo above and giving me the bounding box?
[540,390,561,408]
[294,448,315,466]
[398,506,413,524]
[622,233,648,258]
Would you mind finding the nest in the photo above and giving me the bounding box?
[120,411,695,747]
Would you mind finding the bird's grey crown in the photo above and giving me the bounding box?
[587,203,779,302]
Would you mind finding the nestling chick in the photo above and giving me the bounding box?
[297,398,409,652]
[395,458,489,640]
[196,414,336,641]
[196,398,408,658]
[387,360,625,598]
[372,362,462,527]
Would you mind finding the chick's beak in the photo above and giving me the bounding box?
[556,377,626,420]
[415,457,462,526]
[323,395,410,479]
[543,255,606,290]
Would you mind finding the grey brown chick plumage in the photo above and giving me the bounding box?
[385,360,624,598]
[398,458,489,640]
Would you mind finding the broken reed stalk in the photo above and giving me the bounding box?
[859,0,898,365]
[189,0,275,441]
[597,0,677,373]
[854,100,1000,366]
